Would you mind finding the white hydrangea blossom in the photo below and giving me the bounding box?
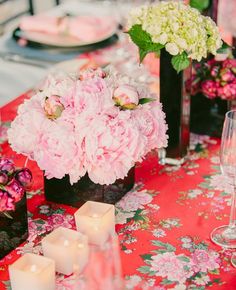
[128,2,222,61]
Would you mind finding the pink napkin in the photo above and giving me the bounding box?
[68,16,113,42]
[20,15,115,42]
[20,15,67,35]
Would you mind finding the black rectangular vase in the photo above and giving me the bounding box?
[44,167,135,207]
[0,193,28,260]
[159,49,191,161]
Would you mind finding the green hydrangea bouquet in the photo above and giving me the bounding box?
[127,1,224,72]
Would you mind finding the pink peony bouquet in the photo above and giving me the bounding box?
[8,67,168,185]
[187,58,236,100]
[0,157,32,212]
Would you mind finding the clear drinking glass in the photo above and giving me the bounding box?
[211,110,236,248]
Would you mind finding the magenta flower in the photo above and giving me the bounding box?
[15,168,33,189]
[220,68,235,82]
[4,179,25,203]
[0,190,15,211]
[0,172,8,185]
[201,80,218,99]
[210,65,219,77]
[0,158,15,175]
[217,83,236,100]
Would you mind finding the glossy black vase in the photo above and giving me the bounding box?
[159,49,191,161]
[0,193,28,260]
[44,168,135,207]
[190,93,229,137]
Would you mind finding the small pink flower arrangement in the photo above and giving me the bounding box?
[0,157,32,212]
[8,67,168,185]
[187,58,236,100]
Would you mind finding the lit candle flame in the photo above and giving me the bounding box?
[78,243,84,248]
[63,239,70,247]
[91,213,99,218]
[30,264,37,273]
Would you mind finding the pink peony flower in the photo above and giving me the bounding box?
[79,67,106,80]
[191,249,220,273]
[8,98,47,157]
[34,120,78,180]
[44,95,65,120]
[201,80,218,99]
[116,190,153,211]
[4,179,25,203]
[8,68,168,185]
[150,252,193,283]
[83,109,146,184]
[113,84,139,109]
[15,168,33,189]
[132,103,168,154]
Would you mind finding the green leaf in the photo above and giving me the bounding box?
[217,40,231,54]
[190,0,210,11]
[177,256,190,263]
[151,240,176,251]
[127,24,164,62]
[209,268,220,275]
[171,52,190,73]
[139,49,148,62]
[160,279,175,285]
[137,265,152,274]
[139,98,156,105]
[152,249,169,254]
[140,254,153,261]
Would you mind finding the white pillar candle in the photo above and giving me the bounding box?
[42,227,89,275]
[74,201,115,246]
[9,253,55,290]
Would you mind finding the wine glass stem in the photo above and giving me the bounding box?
[229,182,236,230]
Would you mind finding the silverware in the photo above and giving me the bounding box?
[0,52,55,68]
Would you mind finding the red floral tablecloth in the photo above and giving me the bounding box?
[1,92,236,290]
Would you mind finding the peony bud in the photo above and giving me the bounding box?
[0,190,15,212]
[44,95,64,120]
[15,168,33,189]
[0,158,15,175]
[113,85,139,110]
[4,179,24,203]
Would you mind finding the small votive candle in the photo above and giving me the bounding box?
[42,227,89,275]
[9,253,55,290]
[74,201,115,246]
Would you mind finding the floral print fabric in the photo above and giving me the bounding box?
[1,94,236,289]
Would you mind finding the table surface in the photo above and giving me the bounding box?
[1,91,236,290]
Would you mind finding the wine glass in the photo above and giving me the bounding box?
[211,110,236,248]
